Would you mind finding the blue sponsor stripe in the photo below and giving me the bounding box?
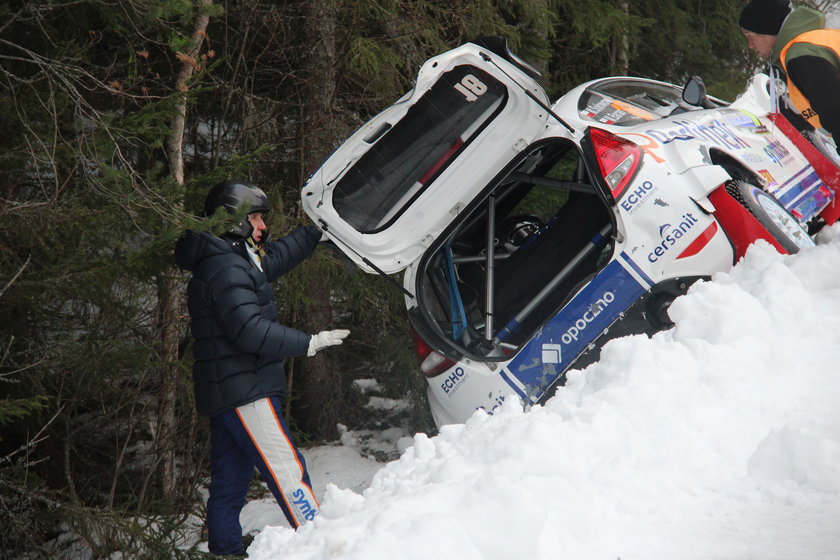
[619,251,654,288]
[498,367,530,402]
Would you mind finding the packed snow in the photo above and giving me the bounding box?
[236,227,840,560]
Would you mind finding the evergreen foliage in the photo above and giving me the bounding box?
[0,0,754,556]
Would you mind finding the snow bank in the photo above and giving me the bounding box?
[247,232,840,560]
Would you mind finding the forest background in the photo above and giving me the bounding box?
[0,0,832,557]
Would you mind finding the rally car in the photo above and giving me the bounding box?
[301,38,840,428]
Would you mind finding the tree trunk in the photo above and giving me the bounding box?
[617,1,630,75]
[291,0,343,440]
[157,0,212,501]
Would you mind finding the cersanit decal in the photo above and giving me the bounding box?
[477,393,507,415]
[648,212,700,263]
[620,180,658,214]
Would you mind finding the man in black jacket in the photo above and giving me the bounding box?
[739,0,840,155]
[175,180,349,557]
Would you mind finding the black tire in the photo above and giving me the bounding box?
[727,180,815,254]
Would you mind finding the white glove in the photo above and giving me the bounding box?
[307,329,350,356]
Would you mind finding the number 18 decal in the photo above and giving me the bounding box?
[454,74,487,102]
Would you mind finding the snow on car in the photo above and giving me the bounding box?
[301,37,840,428]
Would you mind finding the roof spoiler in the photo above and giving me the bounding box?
[469,35,542,80]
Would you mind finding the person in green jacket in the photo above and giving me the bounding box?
[739,0,840,154]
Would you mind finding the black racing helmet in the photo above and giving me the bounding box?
[203,180,270,240]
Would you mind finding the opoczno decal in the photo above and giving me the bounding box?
[505,260,646,398]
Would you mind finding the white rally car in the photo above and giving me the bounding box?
[301,38,840,428]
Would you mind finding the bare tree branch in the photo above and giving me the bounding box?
[0,255,30,301]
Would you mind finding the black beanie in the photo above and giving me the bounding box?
[739,0,792,35]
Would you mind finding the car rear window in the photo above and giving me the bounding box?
[332,65,507,233]
[578,80,690,126]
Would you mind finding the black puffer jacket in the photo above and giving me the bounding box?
[174,226,320,417]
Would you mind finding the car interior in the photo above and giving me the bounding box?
[416,139,615,360]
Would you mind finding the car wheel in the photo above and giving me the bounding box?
[727,180,815,254]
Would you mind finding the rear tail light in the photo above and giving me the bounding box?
[590,127,643,200]
[409,321,456,378]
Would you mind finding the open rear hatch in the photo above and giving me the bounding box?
[301,41,554,275]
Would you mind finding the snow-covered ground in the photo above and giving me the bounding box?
[235,228,840,560]
[828,5,840,28]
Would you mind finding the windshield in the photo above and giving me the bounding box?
[578,79,697,127]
